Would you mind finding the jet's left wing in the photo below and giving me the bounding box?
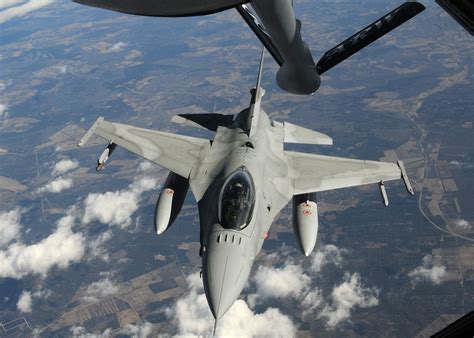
[286,151,413,195]
[78,117,210,178]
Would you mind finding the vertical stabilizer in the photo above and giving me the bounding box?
[248,48,266,137]
[254,47,265,101]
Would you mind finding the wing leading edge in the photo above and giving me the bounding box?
[78,117,210,178]
[286,151,408,195]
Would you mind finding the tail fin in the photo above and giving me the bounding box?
[254,47,265,103]
[246,48,266,136]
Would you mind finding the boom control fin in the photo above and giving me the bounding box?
[316,1,426,75]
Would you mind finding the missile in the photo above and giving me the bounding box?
[96,141,117,171]
[292,193,318,256]
[379,181,389,207]
[397,160,414,195]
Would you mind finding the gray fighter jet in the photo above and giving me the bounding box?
[73,0,426,95]
[78,50,414,331]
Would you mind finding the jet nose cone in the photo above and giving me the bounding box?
[203,235,251,320]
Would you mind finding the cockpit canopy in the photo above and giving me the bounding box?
[218,167,255,230]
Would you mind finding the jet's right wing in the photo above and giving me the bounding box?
[286,151,413,195]
[78,117,210,178]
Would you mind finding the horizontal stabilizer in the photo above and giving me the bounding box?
[73,0,247,17]
[284,122,333,145]
[171,113,234,131]
[316,1,425,74]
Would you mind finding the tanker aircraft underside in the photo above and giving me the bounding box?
[78,50,414,332]
[74,0,427,95]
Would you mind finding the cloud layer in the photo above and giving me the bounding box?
[320,273,379,327]
[83,278,119,303]
[17,291,32,313]
[39,177,74,193]
[166,244,380,334]
[252,263,311,301]
[408,254,447,285]
[82,177,157,228]
[311,244,347,273]
[16,289,50,313]
[0,0,56,24]
[52,158,79,176]
[0,214,85,279]
[247,245,378,329]
[167,273,297,337]
[0,208,21,248]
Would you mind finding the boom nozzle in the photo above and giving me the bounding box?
[213,319,218,337]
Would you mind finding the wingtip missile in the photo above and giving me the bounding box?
[96,141,117,171]
[379,181,389,207]
[397,161,414,195]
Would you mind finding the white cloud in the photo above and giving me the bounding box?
[16,288,50,313]
[453,219,471,230]
[0,103,8,119]
[252,263,311,301]
[118,322,154,338]
[408,254,447,285]
[0,0,56,24]
[109,42,126,52]
[137,161,156,173]
[70,326,112,338]
[83,278,119,303]
[0,208,21,248]
[311,244,347,273]
[82,176,157,228]
[88,229,112,261]
[166,273,297,337]
[0,214,85,279]
[320,273,379,328]
[52,158,79,176]
[17,291,32,313]
[246,245,381,329]
[301,289,323,317]
[39,177,74,193]
[0,1,25,10]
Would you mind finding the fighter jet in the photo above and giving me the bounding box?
[78,49,414,331]
[73,0,426,95]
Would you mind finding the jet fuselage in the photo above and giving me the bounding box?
[196,108,291,319]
